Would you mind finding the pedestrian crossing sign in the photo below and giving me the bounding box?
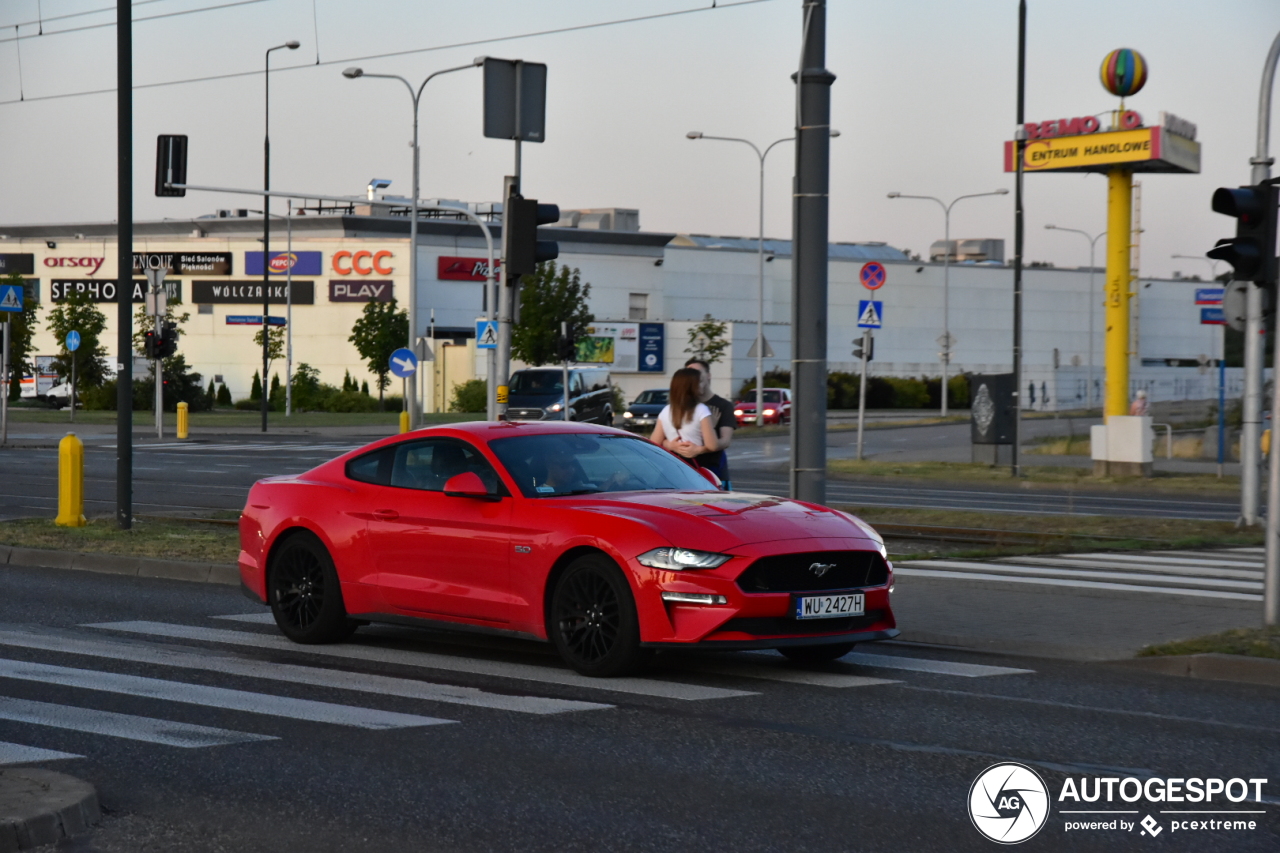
[0,284,22,312]
[857,300,882,329]
[476,319,498,349]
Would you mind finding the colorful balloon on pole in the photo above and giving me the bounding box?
[1100,48,1148,98]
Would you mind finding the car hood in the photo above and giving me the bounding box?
[562,490,881,550]
[625,404,664,415]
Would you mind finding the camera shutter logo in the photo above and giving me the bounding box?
[968,763,1049,844]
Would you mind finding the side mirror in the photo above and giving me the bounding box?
[696,467,722,489]
[443,471,494,498]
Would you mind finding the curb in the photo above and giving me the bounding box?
[0,768,100,852]
[3,545,238,587]
[1111,653,1280,688]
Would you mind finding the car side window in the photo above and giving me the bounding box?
[571,373,586,395]
[346,447,392,485]
[386,439,503,494]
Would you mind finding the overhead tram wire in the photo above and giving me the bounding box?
[0,0,774,107]
[0,0,170,31]
[0,0,271,45]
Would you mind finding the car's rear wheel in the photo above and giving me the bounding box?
[778,642,856,663]
[268,531,357,645]
[549,554,644,677]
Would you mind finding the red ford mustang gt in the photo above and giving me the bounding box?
[239,421,897,677]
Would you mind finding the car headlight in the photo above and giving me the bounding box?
[733,409,744,416]
[623,411,633,418]
[764,408,775,415]
[547,402,562,412]
[636,547,732,570]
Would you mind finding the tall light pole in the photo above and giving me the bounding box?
[263,39,299,432]
[685,130,839,427]
[1046,224,1105,411]
[888,189,1008,416]
[343,59,482,429]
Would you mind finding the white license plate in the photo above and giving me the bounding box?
[795,592,864,620]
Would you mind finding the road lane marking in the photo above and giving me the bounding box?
[676,658,898,687]
[0,658,454,730]
[86,621,756,702]
[0,628,607,716]
[1045,552,1265,570]
[840,653,1033,677]
[893,567,1263,601]
[0,696,277,748]
[908,560,1262,591]
[1006,556,1261,580]
[0,740,82,765]
[212,613,275,624]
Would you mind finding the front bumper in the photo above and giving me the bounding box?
[643,628,898,650]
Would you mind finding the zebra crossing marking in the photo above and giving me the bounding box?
[907,559,1261,591]
[0,740,82,765]
[0,627,608,716]
[894,566,1262,601]
[0,658,455,730]
[86,621,757,701]
[0,696,276,748]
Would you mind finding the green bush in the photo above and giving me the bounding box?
[81,355,210,412]
[883,377,929,408]
[216,383,232,407]
[450,379,487,413]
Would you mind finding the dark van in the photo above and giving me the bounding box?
[505,367,614,424]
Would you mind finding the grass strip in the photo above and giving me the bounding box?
[1138,626,1280,660]
[0,517,239,564]
[828,459,1240,494]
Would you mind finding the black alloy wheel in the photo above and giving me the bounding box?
[549,555,644,677]
[778,642,857,663]
[268,532,357,645]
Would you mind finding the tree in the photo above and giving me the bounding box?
[45,289,110,393]
[348,297,408,408]
[512,263,594,366]
[250,371,262,401]
[685,315,729,365]
[252,325,285,367]
[1,272,38,400]
[216,382,232,407]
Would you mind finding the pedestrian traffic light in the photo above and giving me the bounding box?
[1207,182,1278,284]
[147,322,179,359]
[143,330,159,359]
[505,190,559,278]
[557,328,577,363]
[852,335,873,361]
[154,135,188,197]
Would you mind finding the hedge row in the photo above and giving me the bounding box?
[737,370,970,410]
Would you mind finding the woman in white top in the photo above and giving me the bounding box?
[650,367,719,455]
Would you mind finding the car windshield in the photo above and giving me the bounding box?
[489,433,716,497]
[509,371,563,395]
[741,390,782,403]
[633,390,668,405]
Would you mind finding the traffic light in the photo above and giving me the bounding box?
[557,329,577,363]
[505,190,559,277]
[1207,182,1278,284]
[143,330,159,359]
[154,135,188,197]
[156,321,179,358]
[852,334,873,361]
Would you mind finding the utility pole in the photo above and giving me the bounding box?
[789,0,834,505]
[1011,0,1027,477]
[855,331,871,460]
[1257,29,1280,626]
[116,0,133,529]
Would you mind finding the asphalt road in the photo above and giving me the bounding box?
[0,425,1243,521]
[1,565,1276,852]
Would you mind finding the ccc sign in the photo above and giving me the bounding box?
[332,250,393,276]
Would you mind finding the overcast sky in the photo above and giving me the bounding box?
[1,0,1277,279]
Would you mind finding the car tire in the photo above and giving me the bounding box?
[599,405,613,426]
[549,554,645,677]
[778,642,856,663]
[268,531,358,645]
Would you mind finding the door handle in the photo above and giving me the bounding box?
[373,509,399,520]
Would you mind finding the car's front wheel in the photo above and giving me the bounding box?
[268,531,357,645]
[778,642,856,663]
[549,554,644,677]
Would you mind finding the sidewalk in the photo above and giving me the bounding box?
[0,768,99,851]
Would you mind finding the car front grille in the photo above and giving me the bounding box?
[736,550,889,594]
[719,610,884,636]
[506,408,545,420]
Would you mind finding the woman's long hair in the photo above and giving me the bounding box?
[669,367,702,429]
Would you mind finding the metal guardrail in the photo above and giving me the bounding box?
[867,522,1167,548]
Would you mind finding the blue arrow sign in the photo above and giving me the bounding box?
[388,347,419,378]
[0,284,22,312]
[476,319,498,350]
[857,300,883,329]
[65,331,81,352]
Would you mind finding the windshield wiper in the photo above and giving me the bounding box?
[560,487,604,496]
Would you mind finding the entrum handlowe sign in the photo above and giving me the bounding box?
[1004,127,1199,174]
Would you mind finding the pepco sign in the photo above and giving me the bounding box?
[332,250,393,276]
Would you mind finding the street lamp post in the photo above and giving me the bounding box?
[686,129,838,428]
[262,40,300,432]
[1046,224,1105,411]
[887,189,1008,417]
[343,59,482,430]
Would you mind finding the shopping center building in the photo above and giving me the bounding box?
[0,198,1236,412]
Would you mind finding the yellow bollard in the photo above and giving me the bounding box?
[399,410,410,434]
[177,401,189,439]
[1263,428,1271,459]
[55,432,86,527]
